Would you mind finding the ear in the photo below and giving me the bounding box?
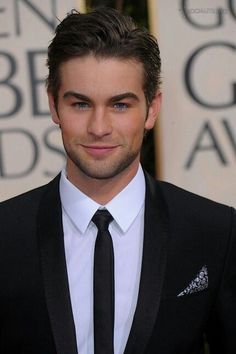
[48,91,60,124]
[144,91,162,130]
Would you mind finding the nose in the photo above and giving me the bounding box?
[87,107,112,137]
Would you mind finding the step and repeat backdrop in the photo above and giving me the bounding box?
[150,0,236,206]
[0,0,85,201]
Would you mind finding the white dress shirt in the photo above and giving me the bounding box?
[59,165,146,354]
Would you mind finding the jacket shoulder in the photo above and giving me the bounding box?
[156,179,234,224]
[144,170,234,226]
[158,179,228,206]
[0,175,60,219]
[0,184,47,214]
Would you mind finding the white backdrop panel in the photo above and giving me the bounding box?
[153,0,236,206]
[0,0,85,201]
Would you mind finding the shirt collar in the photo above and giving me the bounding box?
[59,165,145,234]
[105,165,145,232]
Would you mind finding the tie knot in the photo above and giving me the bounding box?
[92,209,113,232]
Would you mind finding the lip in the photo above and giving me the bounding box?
[80,144,119,157]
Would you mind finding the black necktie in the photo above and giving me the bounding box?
[92,209,114,354]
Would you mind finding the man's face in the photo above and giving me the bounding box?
[48,55,161,182]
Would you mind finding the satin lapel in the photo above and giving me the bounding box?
[37,176,78,354]
[124,173,169,354]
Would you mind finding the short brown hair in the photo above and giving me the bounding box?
[47,7,161,105]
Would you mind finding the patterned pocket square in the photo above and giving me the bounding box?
[177,265,208,297]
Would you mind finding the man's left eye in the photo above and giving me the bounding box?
[113,102,128,111]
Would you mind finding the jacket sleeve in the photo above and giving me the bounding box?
[206,208,236,354]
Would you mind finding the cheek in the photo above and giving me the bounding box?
[60,116,84,135]
[120,122,145,145]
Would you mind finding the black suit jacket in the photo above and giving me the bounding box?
[0,172,235,354]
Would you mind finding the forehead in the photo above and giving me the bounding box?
[59,55,145,96]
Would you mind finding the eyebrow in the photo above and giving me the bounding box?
[109,92,140,103]
[63,91,91,102]
[63,91,140,103]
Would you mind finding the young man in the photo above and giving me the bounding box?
[0,7,235,354]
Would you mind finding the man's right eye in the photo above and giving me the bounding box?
[73,102,90,110]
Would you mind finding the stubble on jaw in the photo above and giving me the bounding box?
[65,144,141,181]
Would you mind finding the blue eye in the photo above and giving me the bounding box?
[73,102,90,110]
[113,102,128,111]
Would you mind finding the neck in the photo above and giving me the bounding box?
[66,162,139,205]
